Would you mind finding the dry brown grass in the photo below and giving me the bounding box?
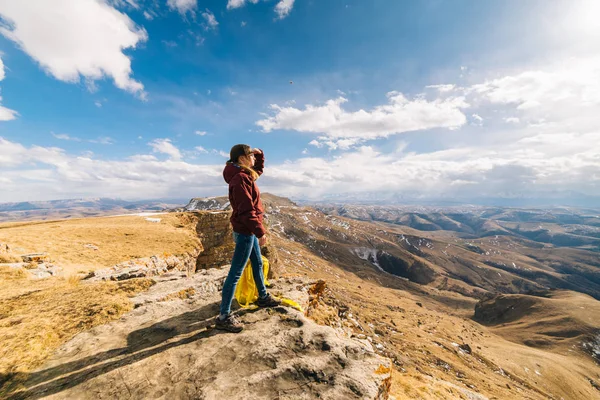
[0,253,21,263]
[158,287,196,302]
[0,213,201,274]
[0,267,154,393]
[0,266,27,280]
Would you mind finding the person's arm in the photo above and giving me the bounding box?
[253,149,265,176]
[231,174,266,238]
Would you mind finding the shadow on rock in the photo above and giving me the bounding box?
[5,301,244,400]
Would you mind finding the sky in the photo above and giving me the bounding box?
[0,0,599,204]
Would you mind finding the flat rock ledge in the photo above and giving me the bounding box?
[13,267,392,400]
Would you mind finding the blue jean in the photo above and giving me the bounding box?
[220,232,268,316]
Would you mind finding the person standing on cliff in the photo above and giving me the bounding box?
[216,144,282,332]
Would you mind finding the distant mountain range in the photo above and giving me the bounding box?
[295,190,600,208]
[0,198,191,212]
[0,198,190,222]
[2,192,600,223]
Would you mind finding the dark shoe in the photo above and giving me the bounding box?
[256,293,282,308]
[215,314,243,333]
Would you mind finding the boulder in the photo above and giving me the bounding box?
[21,253,50,263]
[85,250,200,282]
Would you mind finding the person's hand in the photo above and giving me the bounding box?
[258,233,268,246]
[252,148,263,155]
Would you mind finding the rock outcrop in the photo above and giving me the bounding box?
[191,211,280,276]
[192,211,236,271]
[25,263,63,279]
[85,250,201,281]
[14,267,391,399]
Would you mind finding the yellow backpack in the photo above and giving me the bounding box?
[234,256,303,312]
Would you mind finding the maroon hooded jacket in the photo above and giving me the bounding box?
[222,151,266,238]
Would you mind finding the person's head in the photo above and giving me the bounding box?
[229,144,255,167]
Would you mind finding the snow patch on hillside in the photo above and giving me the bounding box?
[583,332,600,360]
[353,247,384,272]
[326,215,350,230]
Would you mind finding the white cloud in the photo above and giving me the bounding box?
[210,149,229,158]
[109,0,139,9]
[227,0,292,20]
[0,55,17,120]
[1,128,599,202]
[275,0,295,19]
[0,0,147,98]
[426,84,455,93]
[167,0,197,15]
[0,98,17,121]
[128,154,156,161]
[467,56,600,144]
[89,136,115,145]
[227,0,259,10]
[258,137,600,200]
[334,138,361,150]
[309,137,362,150]
[241,21,247,27]
[202,9,218,30]
[195,130,207,136]
[257,92,468,140]
[0,136,26,166]
[149,138,182,160]
[0,137,224,202]
[52,132,81,141]
[471,57,600,110]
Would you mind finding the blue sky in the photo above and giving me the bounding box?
[0,0,599,203]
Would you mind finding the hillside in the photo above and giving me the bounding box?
[312,204,600,300]
[474,290,600,354]
[0,199,599,399]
